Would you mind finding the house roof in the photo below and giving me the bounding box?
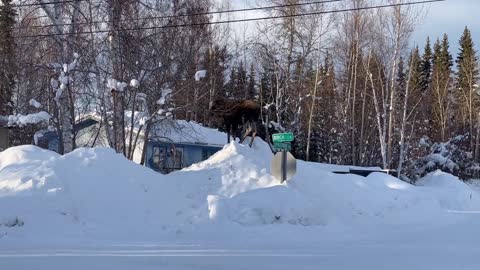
[149,119,226,147]
[76,112,227,147]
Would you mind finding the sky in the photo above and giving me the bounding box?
[228,0,480,56]
[412,0,480,54]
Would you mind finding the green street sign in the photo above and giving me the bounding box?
[274,142,291,151]
[272,132,294,143]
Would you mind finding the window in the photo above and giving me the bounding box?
[202,148,217,160]
[149,146,167,171]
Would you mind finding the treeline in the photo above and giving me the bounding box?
[0,0,478,181]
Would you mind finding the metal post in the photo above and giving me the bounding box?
[281,150,287,183]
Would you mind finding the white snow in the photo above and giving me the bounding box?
[7,111,51,127]
[194,70,207,81]
[148,119,227,146]
[1,139,480,269]
[50,78,58,89]
[107,79,127,92]
[156,89,172,105]
[130,79,140,88]
[29,99,42,108]
[33,132,43,145]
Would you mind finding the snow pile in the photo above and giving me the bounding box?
[417,170,480,211]
[195,140,479,227]
[1,139,480,240]
[208,185,323,226]
[0,146,205,238]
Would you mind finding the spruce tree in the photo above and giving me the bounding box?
[456,27,479,94]
[420,37,432,93]
[430,35,454,141]
[0,0,16,115]
[456,26,479,156]
[408,46,423,93]
[441,34,454,70]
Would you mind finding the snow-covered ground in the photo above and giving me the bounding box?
[1,139,480,269]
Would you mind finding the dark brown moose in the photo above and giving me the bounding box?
[209,99,261,147]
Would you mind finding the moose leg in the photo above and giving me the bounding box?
[240,122,253,144]
[249,124,257,147]
[226,124,231,143]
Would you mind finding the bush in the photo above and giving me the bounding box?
[406,135,479,181]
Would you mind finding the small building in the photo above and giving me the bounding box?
[142,119,224,174]
[146,141,221,174]
[37,115,225,174]
[36,115,110,152]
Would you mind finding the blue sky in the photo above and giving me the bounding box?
[412,0,480,54]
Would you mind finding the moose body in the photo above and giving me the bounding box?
[210,99,261,146]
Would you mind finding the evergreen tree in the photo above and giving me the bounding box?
[420,37,432,93]
[456,27,479,93]
[0,0,16,115]
[441,34,454,70]
[408,46,423,93]
[456,26,479,157]
[431,35,454,141]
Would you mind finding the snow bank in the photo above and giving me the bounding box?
[417,170,480,211]
[0,145,58,171]
[1,138,480,241]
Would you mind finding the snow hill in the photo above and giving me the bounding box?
[1,139,480,242]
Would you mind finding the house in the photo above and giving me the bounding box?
[36,115,110,152]
[143,119,224,173]
[37,114,226,174]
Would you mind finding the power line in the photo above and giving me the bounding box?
[14,0,342,30]
[14,0,446,39]
[12,0,88,8]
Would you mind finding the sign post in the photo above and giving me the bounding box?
[272,132,294,143]
[271,132,296,183]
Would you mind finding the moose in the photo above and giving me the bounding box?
[209,99,261,147]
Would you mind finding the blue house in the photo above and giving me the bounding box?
[37,116,225,174]
[143,119,225,173]
[145,141,221,173]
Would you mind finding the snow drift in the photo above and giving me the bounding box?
[1,139,480,240]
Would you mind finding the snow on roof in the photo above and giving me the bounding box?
[75,112,227,147]
[150,119,226,147]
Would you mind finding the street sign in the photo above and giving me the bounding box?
[273,142,291,151]
[271,151,296,183]
[272,132,294,143]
